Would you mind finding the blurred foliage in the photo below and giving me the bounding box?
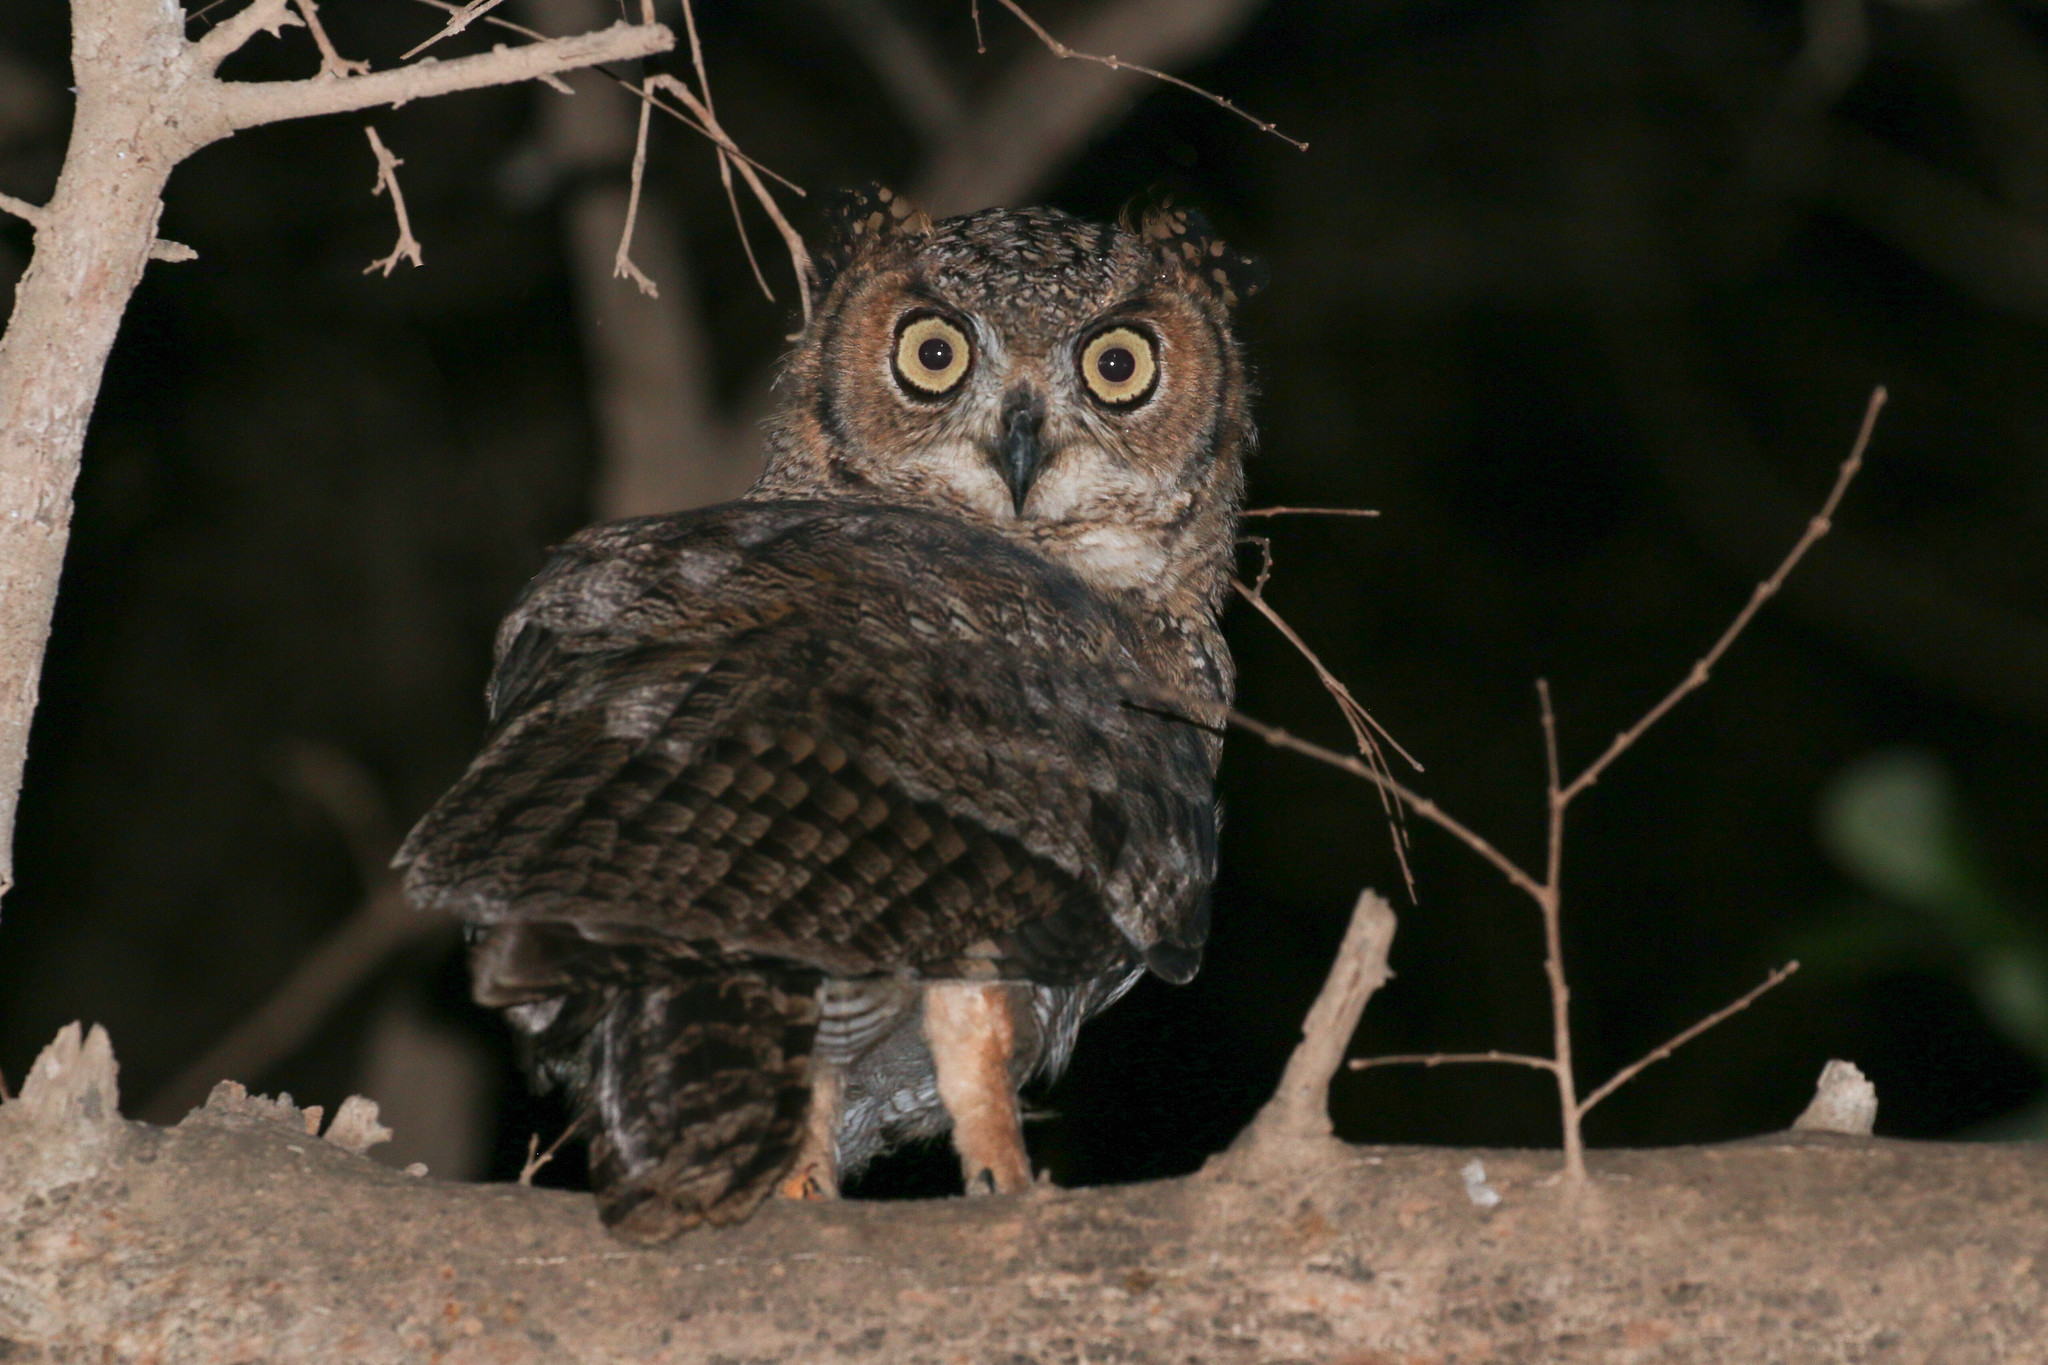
[1804,748,2048,1135]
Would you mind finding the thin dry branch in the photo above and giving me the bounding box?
[1578,962,1801,1115]
[293,0,370,78]
[1233,577,1420,895]
[611,88,659,297]
[644,73,815,324]
[987,0,1306,151]
[1555,385,1886,806]
[1237,391,1883,1185]
[211,22,673,131]
[401,0,509,60]
[1240,506,1383,519]
[1535,678,1582,1179]
[1226,710,1547,901]
[1349,1050,1558,1073]
[918,0,1276,214]
[362,126,423,276]
[517,1116,584,1186]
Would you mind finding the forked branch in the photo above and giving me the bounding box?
[1234,388,1884,1183]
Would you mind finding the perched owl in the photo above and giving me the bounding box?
[396,189,1259,1242]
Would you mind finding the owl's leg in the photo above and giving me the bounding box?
[924,981,1032,1195]
[778,1063,841,1200]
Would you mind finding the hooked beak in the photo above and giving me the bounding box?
[995,389,1047,517]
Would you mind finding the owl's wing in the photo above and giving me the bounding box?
[395,501,1218,1002]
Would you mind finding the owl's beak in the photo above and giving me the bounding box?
[995,389,1047,517]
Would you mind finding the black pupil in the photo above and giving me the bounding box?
[917,336,954,372]
[1097,346,1137,384]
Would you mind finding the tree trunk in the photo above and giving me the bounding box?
[0,0,190,900]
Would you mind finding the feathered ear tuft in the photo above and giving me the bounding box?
[1132,201,1266,309]
[816,183,935,295]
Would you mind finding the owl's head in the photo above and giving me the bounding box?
[757,189,1259,609]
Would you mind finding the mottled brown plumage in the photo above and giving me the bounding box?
[396,190,1257,1241]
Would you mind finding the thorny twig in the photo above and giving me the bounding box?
[1235,387,1885,1184]
[293,0,370,78]
[984,0,1308,152]
[363,126,424,276]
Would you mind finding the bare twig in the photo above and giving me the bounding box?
[293,0,370,78]
[611,87,659,297]
[518,1117,584,1185]
[1578,964,1801,1116]
[1556,386,1885,806]
[212,22,673,130]
[986,0,1306,151]
[401,0,509,60]
[917,0,1277,215]
[1349,1050,1558,1073]
[362,127,424,277]
[1238,534,1273,597]
[1536,678,1582,1181]
[1237,392,1882,1184]
[644,73,815,324]
[1239,506,1382,519]
[1232,581,1421,773]
[1227,710,1547,903]
[1233,577,1420,897]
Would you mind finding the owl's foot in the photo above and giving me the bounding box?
[925,981,1033,1196]
[780,1063,841,1201]
[778,1166,833,1201]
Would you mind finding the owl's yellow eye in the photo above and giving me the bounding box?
[893,313,972,397]
[1079,326,1158,407]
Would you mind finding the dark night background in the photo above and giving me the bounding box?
[2,0,2044,1196]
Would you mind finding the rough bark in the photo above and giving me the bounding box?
[2,1023,2042,1363]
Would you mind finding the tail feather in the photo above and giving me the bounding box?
[557,970,821,1243]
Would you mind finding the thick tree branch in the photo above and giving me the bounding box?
[3,1024,2043,1361]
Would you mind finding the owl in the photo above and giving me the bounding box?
[395,188,1260,1242]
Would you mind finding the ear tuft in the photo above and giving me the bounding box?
[817,183,935,294]
[1134,201,1266,308]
